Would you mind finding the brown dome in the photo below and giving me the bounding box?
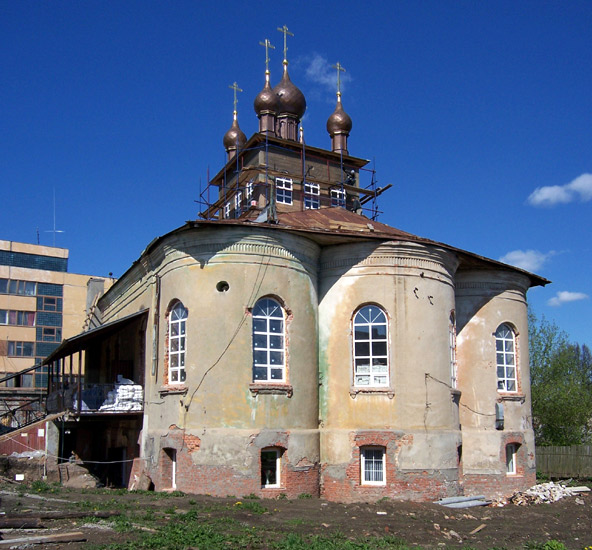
[223,117,247,150]
[254,79,279,115]
[327,97,352,136]
[273,67,306,118]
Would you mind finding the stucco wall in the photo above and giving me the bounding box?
[455,269,536,494]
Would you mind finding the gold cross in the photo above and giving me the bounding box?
[228,81,243,113]
[332,62,346,95]
[277,25,294,63]
[259,39,275,73]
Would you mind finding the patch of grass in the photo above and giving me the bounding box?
[97,508,263,549]
[243,493,260,499]
[112,514,135,533]
[272,532,413,549]
[523,542,567,550]
[238,500,268,514]
[29,480,62,493]
[297,493,312,499]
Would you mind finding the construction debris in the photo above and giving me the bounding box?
[435,495,491,508]
[509,481,589,506]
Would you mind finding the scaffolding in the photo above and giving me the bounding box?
[196,136,389,222]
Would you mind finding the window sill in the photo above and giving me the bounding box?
[159,385,188,397]
[249,383,293,398]
[350,387,394,399]
[497,393,526,403]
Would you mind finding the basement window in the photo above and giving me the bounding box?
[506,443,518,475]
[361,446,385,486]
[163,448,177,489]
[261,448,281,488]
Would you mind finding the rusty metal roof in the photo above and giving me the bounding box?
[190,207,550,287]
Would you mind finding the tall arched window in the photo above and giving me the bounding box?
[168,302,188,384]
[353,305,389,387]
[252,298,285,382]
[449,312,457,389]
[496,323,517,392]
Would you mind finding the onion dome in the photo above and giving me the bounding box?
[327,94,352,136]
[273,66,306,118]
[223,115,246,152]
[254,79,279,115]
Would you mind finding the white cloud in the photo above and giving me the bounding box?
[304,53,352,95]
[527,173,592,207]
[567,173,592,201]
[498,249,553,272]
[547,291,589,307]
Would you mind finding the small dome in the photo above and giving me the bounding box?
[223,117,247,150]
[327,97,352,136]
[273,67,306,118]
[254,80,279,115]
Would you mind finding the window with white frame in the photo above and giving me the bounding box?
[496,324,517,392]
[275,177,293,205]
[252,298,285,382]
[353,305,389,387]
[449,312,457,389]
[361,446,385,485]
[304,182,320,209]
[330,187,346,207]
[506,443,518,475]
[168,302,188,384]
[223,202,231,219]
[261,448,281,488]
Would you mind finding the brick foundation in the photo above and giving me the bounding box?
[321,432,461,503]
[145,426,320,498]
[137,426,534,502]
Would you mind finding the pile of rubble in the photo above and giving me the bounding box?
[509,481,589,505]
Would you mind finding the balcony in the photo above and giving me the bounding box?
[47,380,143,415]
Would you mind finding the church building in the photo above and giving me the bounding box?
[45,28,547,501]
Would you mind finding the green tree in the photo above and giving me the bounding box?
[529,309,592,446]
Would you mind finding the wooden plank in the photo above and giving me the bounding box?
[469,524,487,535]
[7,510,121,521]
[0,518,43,529]
[0,531,85,546]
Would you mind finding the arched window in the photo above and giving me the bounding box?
[506,443,519,475]
[353,305,389,387]
[252,298,285,382]
[496,323,517,392]
[168,302,188,384]
[449,312,457,389]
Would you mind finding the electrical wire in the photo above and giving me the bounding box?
[3,434,148,464]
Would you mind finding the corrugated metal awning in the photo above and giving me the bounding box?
[43,309,149,365]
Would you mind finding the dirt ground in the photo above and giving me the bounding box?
[0,482,590,549]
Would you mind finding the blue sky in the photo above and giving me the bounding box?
[2,1,590,347]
